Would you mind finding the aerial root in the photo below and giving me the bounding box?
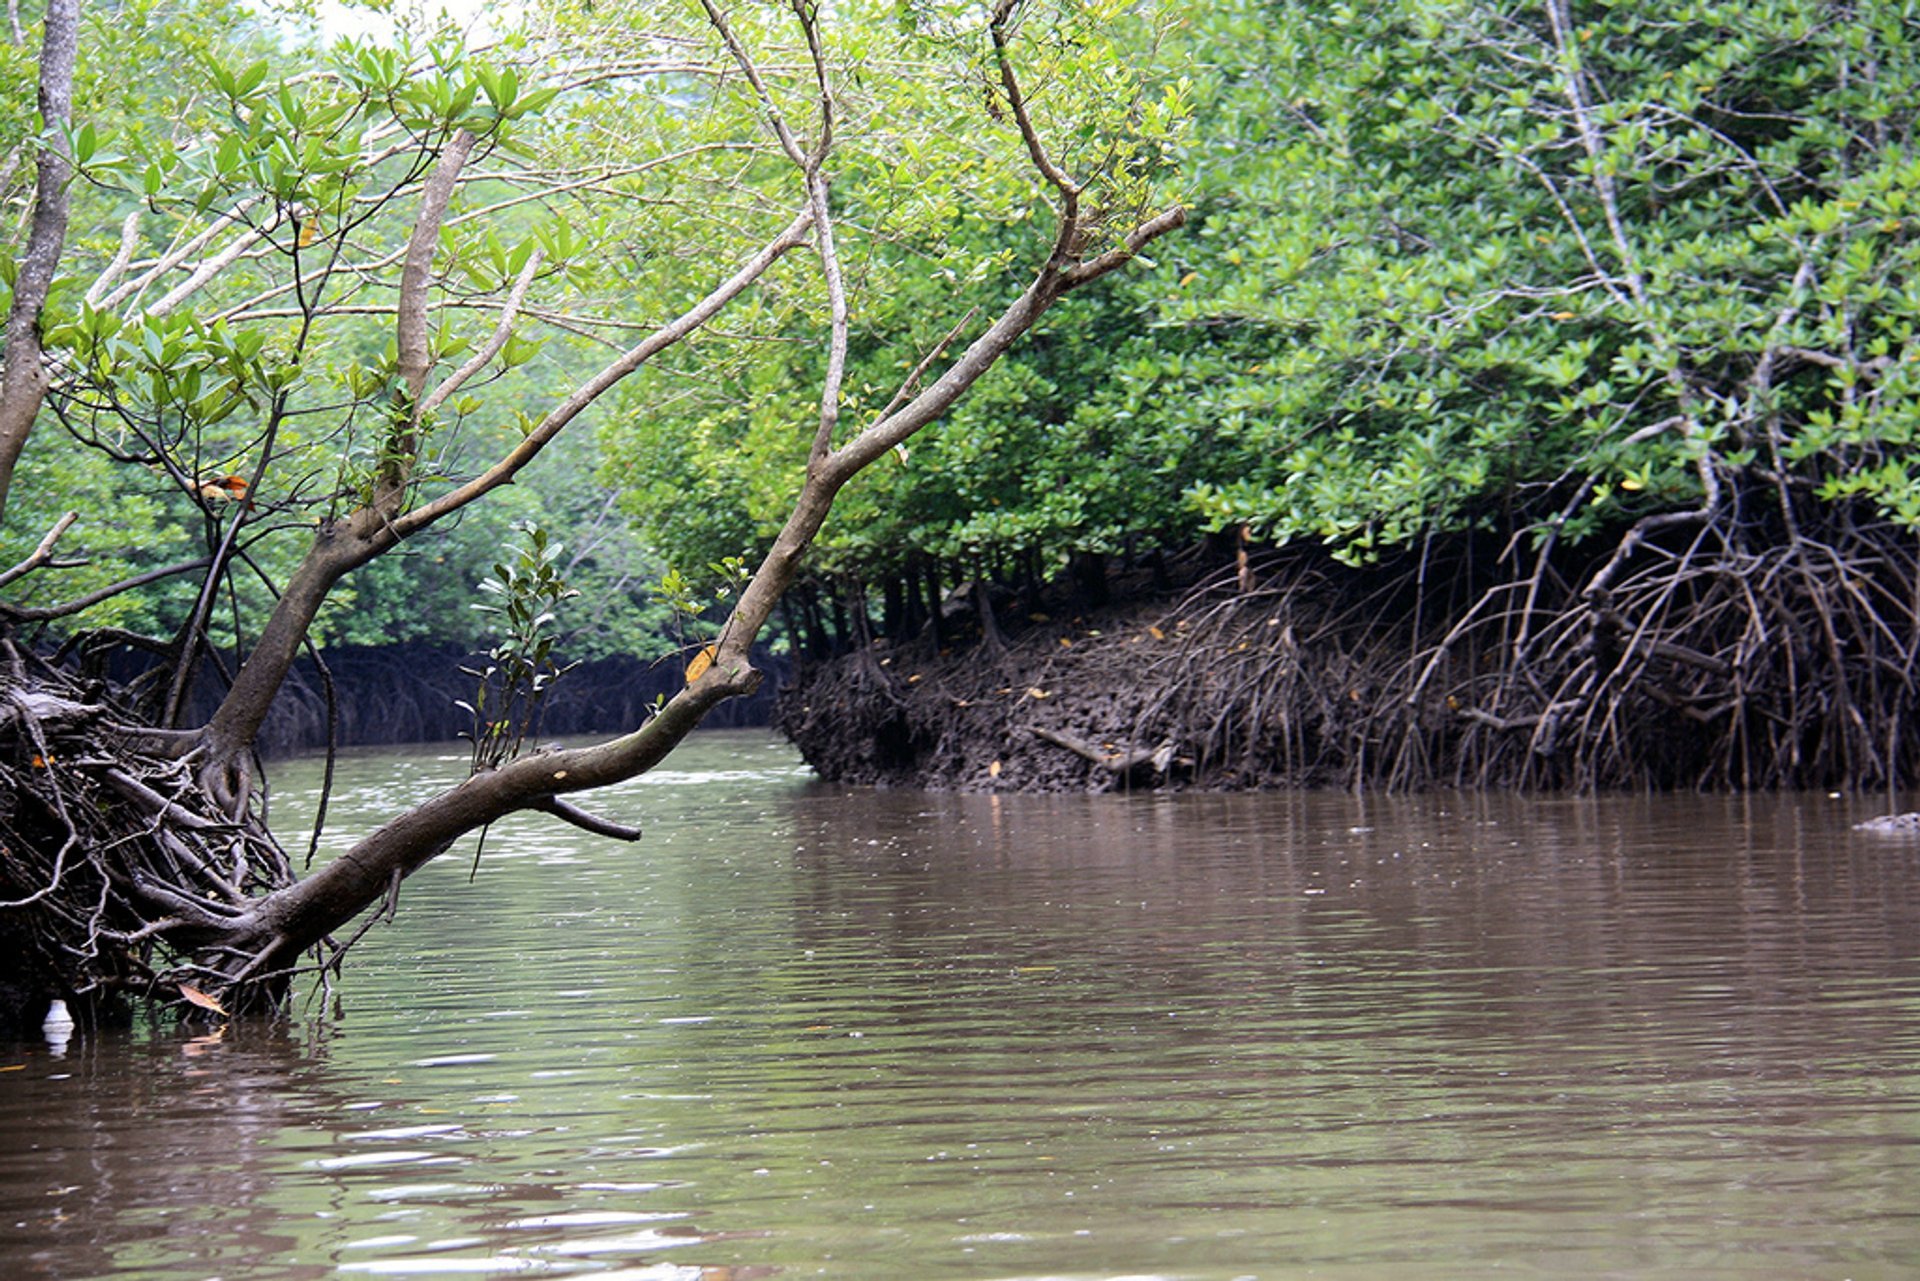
[779,502,1920,794]
[0,638,301,1023]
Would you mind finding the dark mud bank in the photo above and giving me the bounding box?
[774,538,1920,794]
[775,559,1381,793]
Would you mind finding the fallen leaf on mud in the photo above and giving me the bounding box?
[178,984,228,1016]
[1026,687,1051,699]
[908,673,923,683]
[1058,637,1073,648]
[684,645,716,682]
[988,760,1002,778]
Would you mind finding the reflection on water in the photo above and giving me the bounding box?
[5,731,1920,1279]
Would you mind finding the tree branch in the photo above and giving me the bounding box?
[0,555,215,620]
[382,129,478,497]
[390,207,814,541]
[397,130,478,407]
[101,198,262,312]
[0,510,78,588]
[419,247,544,419]
[83,211,142,307]
[533,796,642,842]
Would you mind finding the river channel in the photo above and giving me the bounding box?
[5,730,1920,1279]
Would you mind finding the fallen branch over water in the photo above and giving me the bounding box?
[1030,725,1175,779]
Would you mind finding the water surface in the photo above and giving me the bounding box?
[4,731,1920,1279]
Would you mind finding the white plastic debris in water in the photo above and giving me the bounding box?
[43,999,73,1053]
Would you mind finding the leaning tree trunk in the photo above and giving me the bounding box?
[0,0,1187,1031]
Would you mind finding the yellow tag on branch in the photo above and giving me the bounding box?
[684,645,716,683]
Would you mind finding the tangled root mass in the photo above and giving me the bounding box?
[779,502,1920,796]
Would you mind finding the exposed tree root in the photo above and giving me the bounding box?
[0,639,296,1034]
[778,500,1920,797]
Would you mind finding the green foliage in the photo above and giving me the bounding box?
[17,0,1918,684]
[614,0,1920,601]
[2,3,681,661]
[459,523,578,773]
[602,0,1200,587]
[1169,0,1920,554]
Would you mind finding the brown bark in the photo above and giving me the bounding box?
[227,196,1185,968]
[0,0,79,526]
[18,2,1187,1014]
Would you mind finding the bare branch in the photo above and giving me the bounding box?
[0,555,215,621]
[140,225,270,321]
[397,130,479,406]
[102,198,263,312]
[698,0,810,169]
[873,307,978,426]
[785,0,847,463]
[0,510,78,588]
[532,797,642,842]
[84,211,142,307]
[988,0,1081,202]
[419,247,544,419]
[1061,205,1190,286]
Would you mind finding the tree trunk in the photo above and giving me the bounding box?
[0,0,78,525]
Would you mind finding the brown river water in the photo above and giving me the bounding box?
[4,730,1920,1279]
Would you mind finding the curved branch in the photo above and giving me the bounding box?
[534,796,642,841]
[419,246,543,419]
[397,130,478,406]
[0,554,214,621]
[84,211,142,307]
[0,510,78,589]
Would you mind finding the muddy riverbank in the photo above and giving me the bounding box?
[774,536,1920,795]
